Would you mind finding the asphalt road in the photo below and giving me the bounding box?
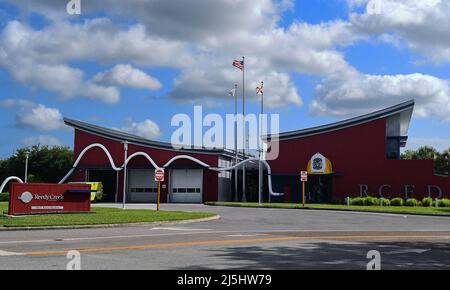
[1,204,450,270]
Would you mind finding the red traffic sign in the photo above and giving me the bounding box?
[301,171,308,182]
[155,168,165,182]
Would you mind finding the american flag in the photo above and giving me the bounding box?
[232,60,244,71]
[256,82,264,95]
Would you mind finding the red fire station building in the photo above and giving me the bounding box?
[65,100,449,203]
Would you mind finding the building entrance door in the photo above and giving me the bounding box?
[306,175,333,204]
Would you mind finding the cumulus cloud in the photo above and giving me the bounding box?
[0,19,189,104]
[2,0,450,114]
[169,58,302,108]
[349,0,450,62]
[23,135,62,147]
[115,118,162,140]
[94,64,162,90]
[16,103,64,131]
[311,71,450,120]
[0,1,358,108]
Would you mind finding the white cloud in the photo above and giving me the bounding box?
[0,2,357,108]
[94,64,162,90]
[0,98,33,108]
[2,0,450,114]
[349,0,450,62]
[169,58,302,108]
[0,19,190,104]
[23,135,62,147]
[16,104,64,131]
[115,118,162,140]
[311,71,450,120]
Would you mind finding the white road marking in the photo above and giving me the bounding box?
[384,249,431,255]
[150,227,212,231]
[0,229,448,245]
[0,250,25,256]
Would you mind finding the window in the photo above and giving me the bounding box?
[386,137,400,160]
[172,188,201,194]
[130,188,157,193]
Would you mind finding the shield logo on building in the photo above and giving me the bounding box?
[308,153,333,174]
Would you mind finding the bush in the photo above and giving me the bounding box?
[437,199,450,208]
[0,192,8,202]
[405,198,419,207]
[363,197,379,206]
[380,198,391,206]
[422,197,433,207]
[391,197,404,206]
[351,197,364,206]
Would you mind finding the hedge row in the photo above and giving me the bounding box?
[344,197,450,208]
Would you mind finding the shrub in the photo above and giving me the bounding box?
[351,197,364,206]
[422,197,433,207]
[391,197,404,206]
[437,199,450,208]
[0,192,8,202]
[363,197,379,206]
[380,198,391,206]
[405,198,419,207]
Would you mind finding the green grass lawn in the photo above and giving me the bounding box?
[0,202,216,228]
[205,202,450,216]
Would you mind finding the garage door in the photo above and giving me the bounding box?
[170,169,203,203]
[127,169,157,203]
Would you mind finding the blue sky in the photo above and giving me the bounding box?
[0,0,449,158]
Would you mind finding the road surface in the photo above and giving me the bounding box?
[1,204,449,270]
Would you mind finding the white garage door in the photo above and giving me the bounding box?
[170,169,203,203]
[127,169,157,203]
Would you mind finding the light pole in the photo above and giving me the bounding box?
[229,84,239,202]
[24,151,30,183]
[242,56,246,203]
[122,141,129,209]
[257,81,264,205]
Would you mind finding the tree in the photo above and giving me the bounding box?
[401,146,449,175]
[436,149,450,175]
[0,145,74,184]
[401,146,439,160]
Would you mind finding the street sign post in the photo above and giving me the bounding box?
[301,171,308,208]
[154,168,165,211]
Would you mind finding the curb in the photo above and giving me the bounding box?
[205,203,450,218]
[0,214,221,231]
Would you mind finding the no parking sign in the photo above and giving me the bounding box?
[155,168,165,182]
[301,171,308,182]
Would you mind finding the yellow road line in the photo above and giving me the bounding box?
[25,234,450,256]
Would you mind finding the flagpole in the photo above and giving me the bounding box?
[242,56,246,202]
[234,84,238,202]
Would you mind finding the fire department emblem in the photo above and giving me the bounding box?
[313,158,323,170]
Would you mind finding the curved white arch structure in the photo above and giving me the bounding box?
[163,155,211,169]
[162,155,283,196]
[208,158,283,197]
[126,152,159,169]
[59,143,123,184]
[56,143,284,197]
[0,176,24,193]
